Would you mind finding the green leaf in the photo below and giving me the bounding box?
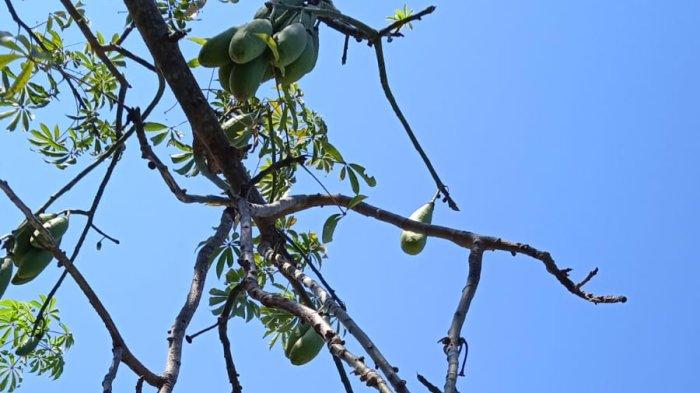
[349,163,377,187]
[0,54,22,69]
[322,213,343,244]
[187,57,200,68]
[5,60,34,98]
[187,37,207,46]
[150,131,168,146]
[143,122,168,132]
[322,141,344,163]
[348,194,367,209]
[347,167,360,194]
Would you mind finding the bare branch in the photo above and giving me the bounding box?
[218,281,246,393]
[91,223,120,245]
[378,6,437,37]
[443,247,483,393]
[132,108,235,207]
[102,347,124,393]
[331,353,356,393]
[372,39,458,211]
[0,180,163,387]
[253,194,627,304]
[159,211,234,393]
[417,374,442,393]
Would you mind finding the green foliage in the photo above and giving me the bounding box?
[1,3,125,168]
[0,296,72,392]
[3,0,374,380]
[387,5,415,31]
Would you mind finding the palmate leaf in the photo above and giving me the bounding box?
[0,297,72,392]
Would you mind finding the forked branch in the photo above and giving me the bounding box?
[252,194,627,304]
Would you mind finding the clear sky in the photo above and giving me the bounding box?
[1,0,699,392]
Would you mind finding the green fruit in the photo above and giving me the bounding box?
[228,19,273,64]
[12,244,59,285]
[400,201,435,255]
[15,332,44,356]
[274,23,308,67]
[287,324,325,365]
[285,322,309,359]
[30,215,69,250]
[218,62,234,92]
[262,64,275,82]
[10,213,56,266]
[198,26,239,68]
[299,11,316,30]
[229,54,270,101]
[0,258,13,299]
[253,4,271,19]
[279,30,319,85]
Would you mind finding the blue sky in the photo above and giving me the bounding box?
[1,0,699,392]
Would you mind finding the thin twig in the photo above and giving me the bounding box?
[249,155,307,187]
[132,108,234,207]
[332,353,355,393]
[186,321,218,343]
[417,374,442,393]
[378,6,437,37]
[279,229,346,310]
[443,246,483,393]
[218,281,246,393]
[59,0,129,86]
[372,39,458,211]
[91,223,120,245]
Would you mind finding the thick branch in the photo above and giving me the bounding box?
[0,180,163,387]
[159,211,233,393]
[443,247,483,393]
[253,194,627,304]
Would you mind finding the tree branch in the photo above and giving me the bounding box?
[417,374,442,393]
[159,210,233,393]
[443,246,483,393]
[0,180,163,387]
[237,199,393,393]
[331,353,356,393]
[252,194,627,304]
[260,244,409,393]
[132,108,235,207]
[59,0,129,86]
[102,346,124,393]
[217,281,246,393]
